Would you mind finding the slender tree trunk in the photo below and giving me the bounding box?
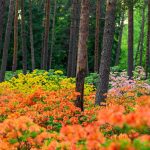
[146,0,150,78]
[76,0,89,111]
[71,0,80,77]
[67,9,74,77]
[0,0,14,82]
[49,0,57,69]
[67,0,74,77]
[40,2,46,69]
[94,0,100,73]
[29,0,35,71]
[12,0,18,72]
[98,0,106,71]
[42,0,50,70]
[95,0,116,105]
[41,33,44,69]
[115,11,124,66]
[67,0,80,77]
[139,3,146,66]
[21,0,27,74]
[135,31,142,66]
[0,0,5,54]
[128,3,134,79]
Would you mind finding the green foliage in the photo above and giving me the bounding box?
[133,139,150,150]
[85,73,99,86]
[0,115,7,123]
[46,116,62,132]
[121,5,147,69]
[5,70,27,81]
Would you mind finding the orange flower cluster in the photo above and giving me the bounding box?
[97,103,150,128]
[0,116,52,149]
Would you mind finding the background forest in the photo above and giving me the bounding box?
[0,0,148,73]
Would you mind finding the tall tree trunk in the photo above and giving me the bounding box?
[115,11,124,66]
[49,0,57,69]
[41,33,44,69]
[42,0,50,70]
[40,2,46,69]
[146,0,150,78]
[98,0,106,71]
[94,0,100,73]
[12,0,18,72]
[128,3,134,79]
[67,3,74,77]
[95,0,116,105]
[0,0,5,54]
[21,0,27,74]
[71,0,80,77]
[76,0,89,111]
[0,0,14,82]
[29,0,35,71]
[135,31,142,66]
[139,2,146,66]
[67,0,81,77]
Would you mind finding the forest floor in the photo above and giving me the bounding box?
[0,68,150,150]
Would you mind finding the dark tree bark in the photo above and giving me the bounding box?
[67,0,81,77]
[67,4,74,77]
[42,0,50,70]
[139,3,146,66]
[0,0,14,82]
[115,11,124,66]
[71,0,80,77]
[0,0,5,54]
[29,0,35,71]
[21,0,27,74]
[41,33,44,69]
[95,0,116,105]
[76,0,89,111]
[146,0,150,78]
[94,0,101,73]
[49,0,57,69]
[12,0,18,72]
[128,2,134,79]
[40,2,46,69]
[135,31,142,66]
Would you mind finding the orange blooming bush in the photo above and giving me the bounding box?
[0,71,150,149]
[0,116,52,150]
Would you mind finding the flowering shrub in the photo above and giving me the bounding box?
[0,70,94,95]
[108,67,150,103]
[0,69,150,149]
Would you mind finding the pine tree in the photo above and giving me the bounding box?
[42,0,50,70]
[21,0,27,74]
[67,0,81,77]
[146,0,150,78]
[128,1,134,78]
[95,0,116,105]
[76,0,90,111]
[12,0,18,72]
[0,0,14,82]
[29,0,35,71]
[94,0,101,73]
[0,0,5,55]
[49,0,57,69]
